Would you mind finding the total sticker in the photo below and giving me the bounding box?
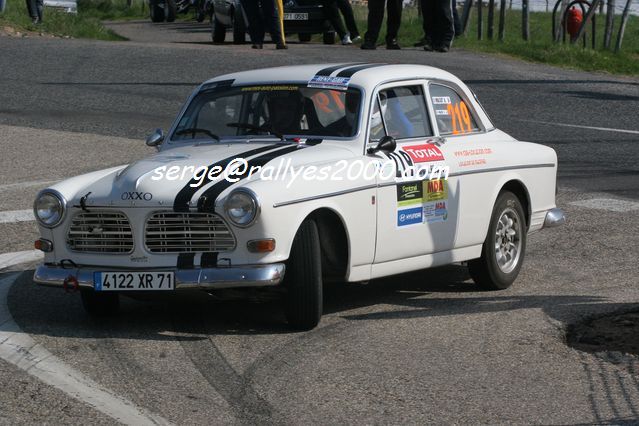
[402,143,445,163]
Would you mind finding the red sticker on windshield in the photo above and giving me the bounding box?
[402,144,444,163]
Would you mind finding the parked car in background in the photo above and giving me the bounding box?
[211,0,336,44]
[43,0,77,13]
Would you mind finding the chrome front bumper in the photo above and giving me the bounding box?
[34,263,286,290]
[543,207,566,228]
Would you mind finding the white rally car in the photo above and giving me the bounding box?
[33,63,565,330]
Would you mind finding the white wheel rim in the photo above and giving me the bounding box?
[494,207,522,274]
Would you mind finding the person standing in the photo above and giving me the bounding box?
[360,0,402,50]
[416,0,454,52]
[336,0,361,43]
[26,0,43,24]
[241,0,287,49]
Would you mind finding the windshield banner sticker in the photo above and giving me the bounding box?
[308,75,351,91]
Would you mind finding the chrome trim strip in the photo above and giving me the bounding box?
[273,184,378,208]
[448,163,556,178]
[273,164,555,207]
[34,263,285,290]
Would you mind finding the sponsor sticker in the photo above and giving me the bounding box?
[307,75,351,91]
[423,179,448,202]
[396,182,423,207]
[435,109,449,116]
[402,143,445,163]
[432,96,451,105]
[241,85,298,91]
[397,206,423,227]
[423,200,448,223]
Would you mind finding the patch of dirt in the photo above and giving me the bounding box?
[568,309,639,359]
[0,24,69,38]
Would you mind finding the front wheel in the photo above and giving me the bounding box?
[468,191,527,290]
[80,289,120,316]
[322,31,335,44]
[284,219,323,330]
[211,13,226,43]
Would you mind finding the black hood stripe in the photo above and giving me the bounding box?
[315,63,366,76]
[173,144,281,212]
[197,145,301,212]
[336,63,387,78]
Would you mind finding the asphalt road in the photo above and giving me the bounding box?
[0,22,638,424]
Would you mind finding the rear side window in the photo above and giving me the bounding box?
[429,84,480,136]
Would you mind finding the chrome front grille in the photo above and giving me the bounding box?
[145,211,236,253]
[67,211,133,253]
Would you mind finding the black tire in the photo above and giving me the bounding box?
[211,13,226,43]
[149,0,165,22]
[80,289,120,316]
[298,33,312,42]
[165,0,177,22]
[322,31,336,44]
[232,6,246,44]
[284,219,323,330]
[468,191,527,290]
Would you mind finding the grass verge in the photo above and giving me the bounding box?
[0,0,148,40]
[353,6,639,76]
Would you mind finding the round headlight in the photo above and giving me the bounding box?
[34,191,65,228]
[224,190,259,227]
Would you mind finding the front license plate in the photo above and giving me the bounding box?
[284,12,308,20]
[94,272,175,291]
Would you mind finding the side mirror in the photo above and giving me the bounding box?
[146,129,164,147]
[367,135,396,154]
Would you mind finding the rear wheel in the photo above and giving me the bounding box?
[232,6,246,44]
[149,0,165,22]
[298,33,312,42]
[322,31,335,44]
[80,289,120,316]
[468,191,527,290]
[284,219,323,330]
[211,13,226,43]
[165,0,177,22]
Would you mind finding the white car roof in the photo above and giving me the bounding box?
[202,63,466,89]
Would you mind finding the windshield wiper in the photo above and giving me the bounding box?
[174,128,220,141]
[226,122,284,140]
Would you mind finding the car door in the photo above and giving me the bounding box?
[425,81,494,250]
[369,81,459,265]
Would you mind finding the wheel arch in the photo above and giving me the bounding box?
[300,207,350,283]
[499,179,531,229]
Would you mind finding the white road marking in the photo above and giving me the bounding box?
[0,210,34,224]
[0,252,173,426]
[522,119,639,135]
[0,180,57,192]
[0,250,42,270]
[570,198,639,212]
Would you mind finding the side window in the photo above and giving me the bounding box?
[368,85,432,141]
[429,84,480,135]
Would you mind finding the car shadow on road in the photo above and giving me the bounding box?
[6,267,636,341]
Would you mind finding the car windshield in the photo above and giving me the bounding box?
[172,84,362,141]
